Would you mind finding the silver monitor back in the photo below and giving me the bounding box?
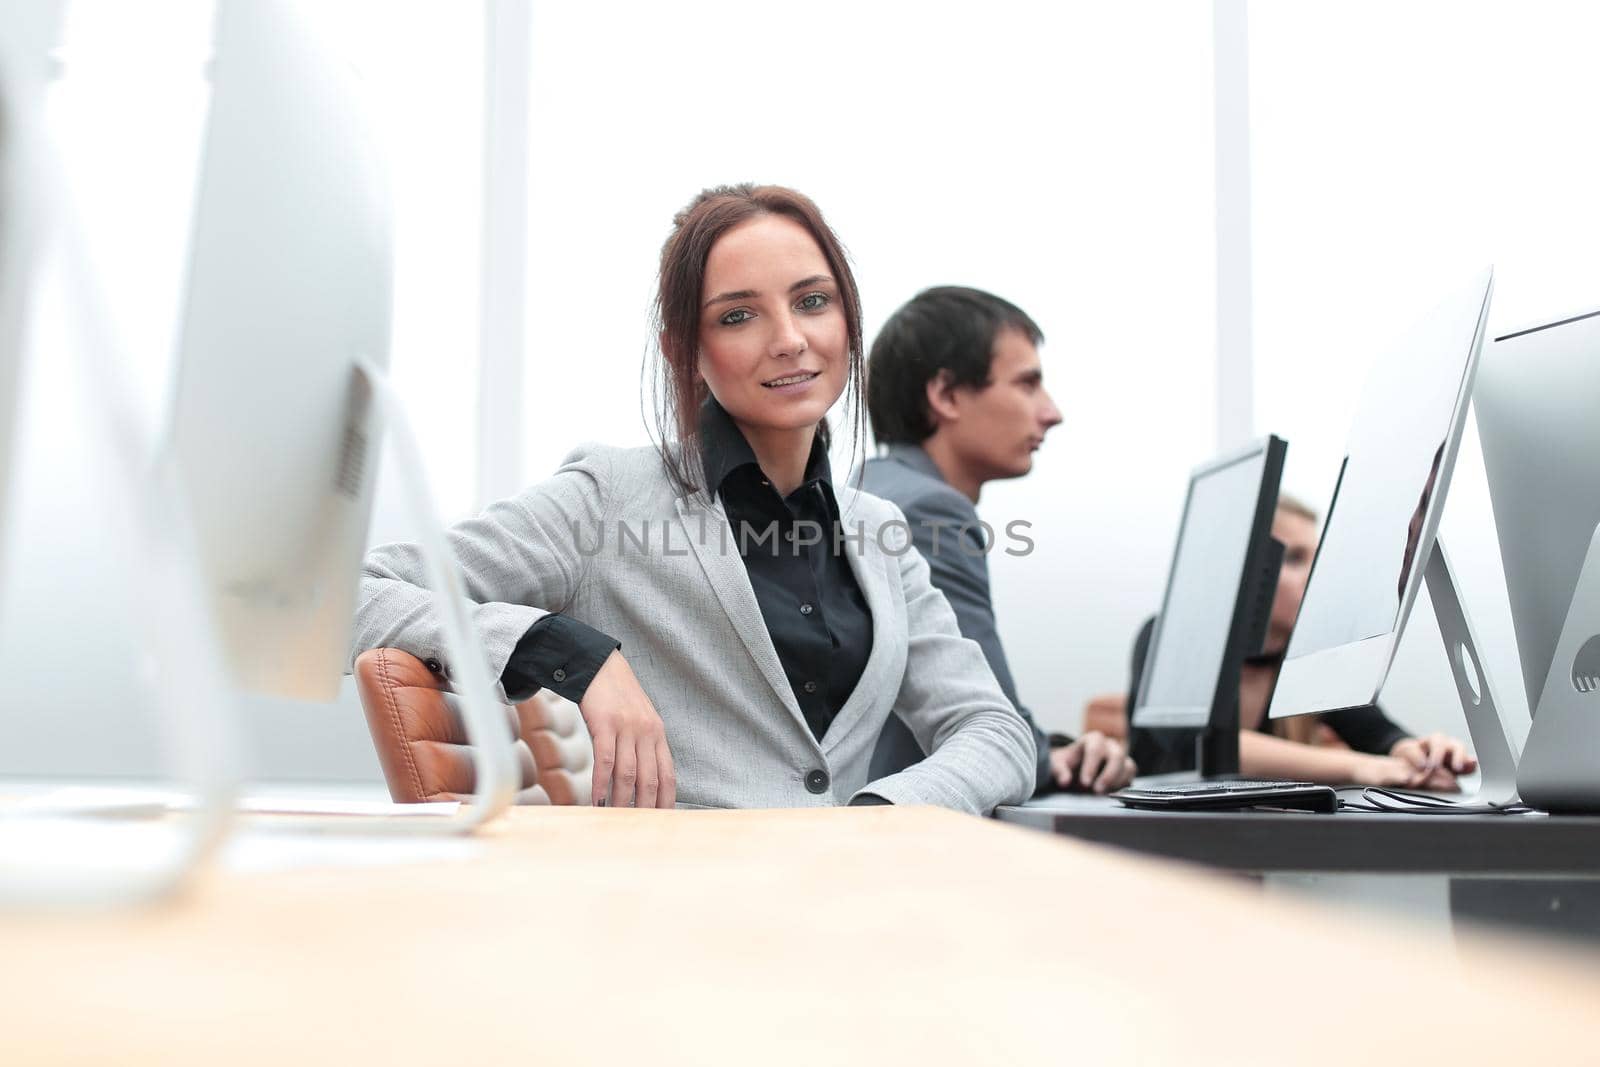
[168,0,391,701]
[1271,269,1493,719]
[1476,309,1600,713]
[1477,309,1600,810]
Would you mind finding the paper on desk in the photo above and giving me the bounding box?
[10,786,460,818]
[0,816,481,880]
[237,796,460,817]
[221,829,481,874]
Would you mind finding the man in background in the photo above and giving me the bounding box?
[861,286,1136,795]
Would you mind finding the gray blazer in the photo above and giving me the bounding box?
[861,444,1053,792]
[350,442,1035,814]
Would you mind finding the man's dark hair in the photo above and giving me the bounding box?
[866,285,1044,445]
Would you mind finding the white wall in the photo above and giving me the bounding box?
[1249,0,1600,749]
[522,0,1219,734]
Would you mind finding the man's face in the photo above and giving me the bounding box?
[1267,509,1318,656]
[942,328,1064,482]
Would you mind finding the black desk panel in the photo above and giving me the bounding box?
[996,795,1600,875]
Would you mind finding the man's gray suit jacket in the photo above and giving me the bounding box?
[351,442,1035,815]
[861,444,1052,793]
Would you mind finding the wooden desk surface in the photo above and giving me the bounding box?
[3,805,1598,1065]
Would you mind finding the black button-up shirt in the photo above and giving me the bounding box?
[502,400,875,747]
[698,398,873,742]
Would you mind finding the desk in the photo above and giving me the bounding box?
[4,806,1599,1065]
[996,794,1600,874]
[997,794,1600,943]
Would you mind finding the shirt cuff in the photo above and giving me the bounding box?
[500,614,620,705]
[848,793,893,806]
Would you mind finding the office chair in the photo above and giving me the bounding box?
[354,648,594,805]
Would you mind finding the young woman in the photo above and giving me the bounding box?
[350,184,1036,813]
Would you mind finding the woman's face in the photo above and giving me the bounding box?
[696,213,848,441]
[1267,509,1318,655]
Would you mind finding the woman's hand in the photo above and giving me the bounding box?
[1049,732,1137,794]
[577,651,676,808]
[1391,733,1477,780]
[1352,752,1460,792]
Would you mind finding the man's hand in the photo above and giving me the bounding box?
[1050,732,1137,794]
[577,651,676,808]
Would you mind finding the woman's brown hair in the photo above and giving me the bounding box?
[648,183,865,496]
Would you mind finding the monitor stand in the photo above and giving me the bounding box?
[209,361,526,838]
[343,358,522,833]
[1419,538,1521,807]
[1517,523,1600,811]
[1195,716,1240,779]
[1195,534,1284,780]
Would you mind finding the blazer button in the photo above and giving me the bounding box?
[805,768,830,794]
[552,668,567,683]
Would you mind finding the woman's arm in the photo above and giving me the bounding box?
[350,444,677,808]
[859,517,1035,814]
[1239,730,1453,789]
[349,445,613,700]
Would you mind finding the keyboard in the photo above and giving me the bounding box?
[1114,779,1338,813]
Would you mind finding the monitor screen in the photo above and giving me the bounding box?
[1135,439,1279,729]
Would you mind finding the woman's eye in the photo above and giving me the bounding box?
[719,308,752,326]
[797,292,829,312]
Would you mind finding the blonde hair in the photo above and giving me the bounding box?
[1275,493,1320,524]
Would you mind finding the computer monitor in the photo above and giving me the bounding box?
[166,0,515,826]
[168,0,391,701]
[1131,435,1287,777]
[0,0,243,908]
[1269,269,1519,806]
[1476,308,1600,810]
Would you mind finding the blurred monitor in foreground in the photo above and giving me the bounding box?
[0,6,62,595]
[168,0,391,702]
[167,0,515,827]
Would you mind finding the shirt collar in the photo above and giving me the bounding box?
[698,395,834,498]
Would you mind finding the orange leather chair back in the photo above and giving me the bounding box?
[354,647,593,805]
[1083,693,1130,741]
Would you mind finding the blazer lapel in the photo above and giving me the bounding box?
[673,492,812,737]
